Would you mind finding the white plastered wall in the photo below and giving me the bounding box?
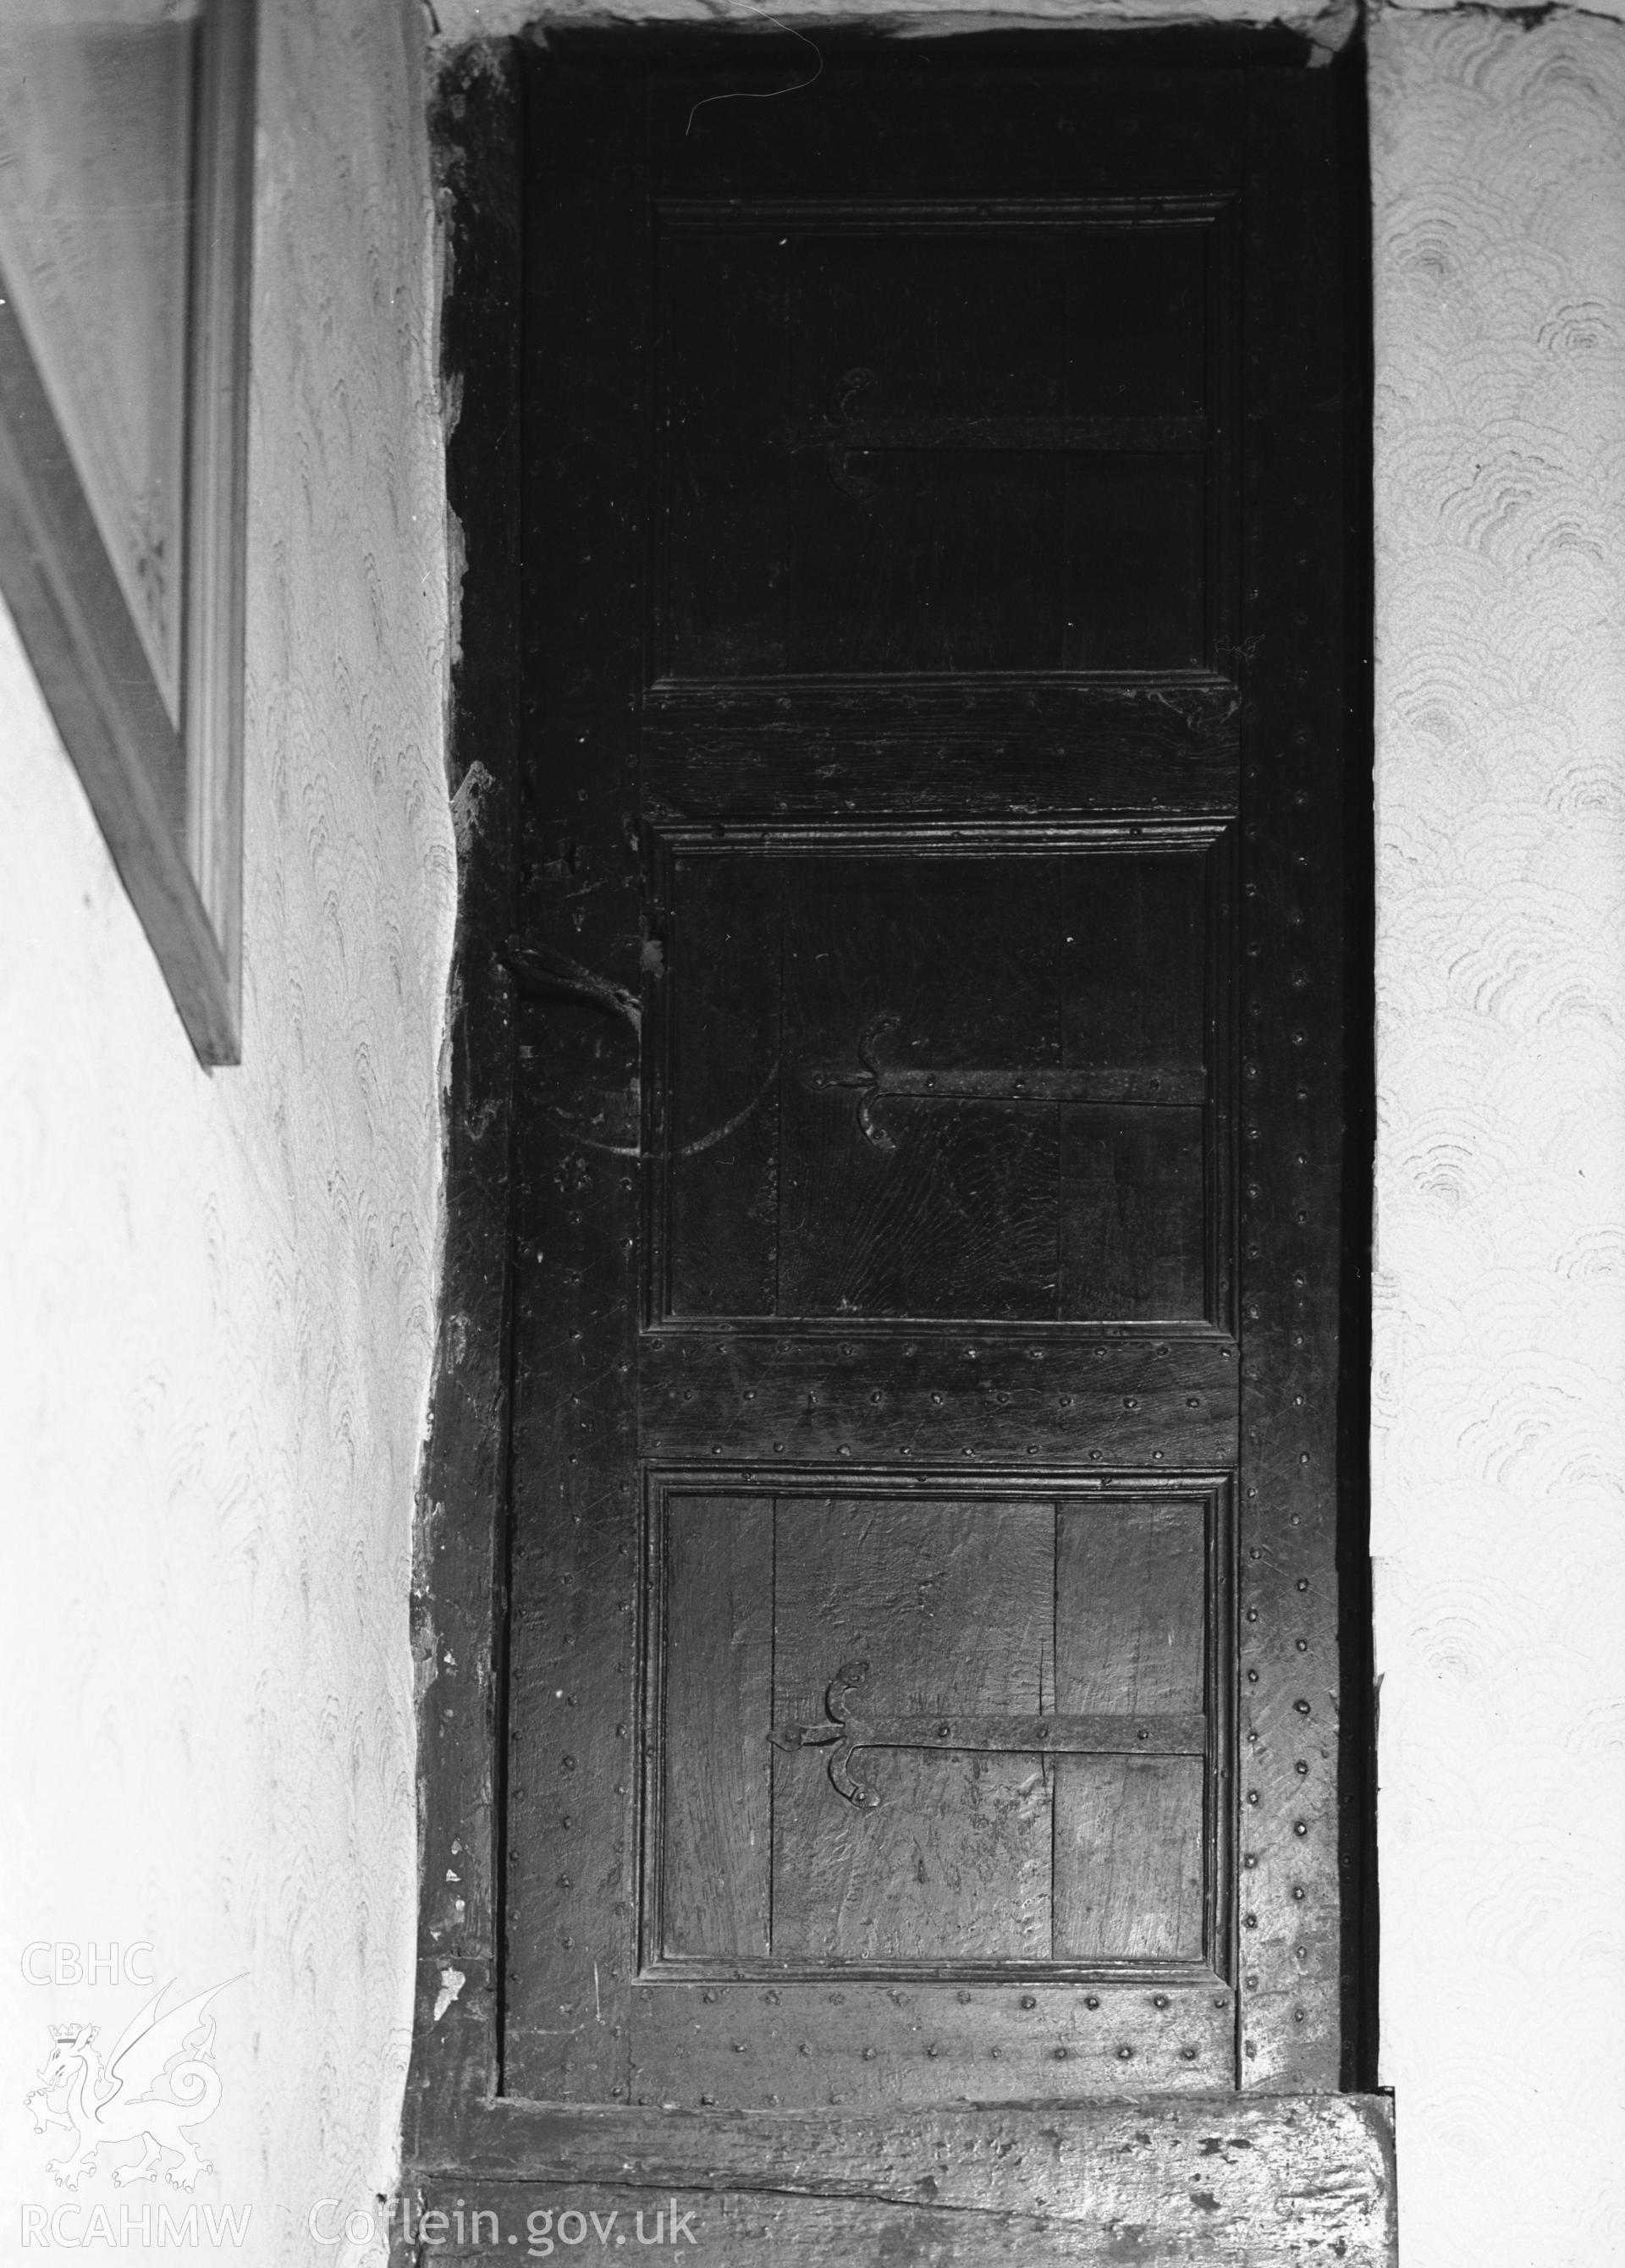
[0,3,455,2262]
[1370,8,1625,2261]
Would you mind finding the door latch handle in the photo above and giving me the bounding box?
[504,936,641,1034]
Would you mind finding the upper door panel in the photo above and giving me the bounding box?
[657,206,1231,681]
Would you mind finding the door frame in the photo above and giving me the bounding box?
[399,30,1388,2262]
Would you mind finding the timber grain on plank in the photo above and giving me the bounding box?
[410,2093,1395,2264]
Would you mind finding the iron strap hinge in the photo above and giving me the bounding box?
[772,1661,1207,1809]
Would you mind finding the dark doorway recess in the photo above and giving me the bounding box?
[404,33,1387,2265]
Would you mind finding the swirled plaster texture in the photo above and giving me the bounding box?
[0,2,454,2260]
[1371,8,1625,2261]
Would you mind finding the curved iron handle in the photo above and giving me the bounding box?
[504,936,642,1034]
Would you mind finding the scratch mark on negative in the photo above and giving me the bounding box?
[541,1054,781,1162]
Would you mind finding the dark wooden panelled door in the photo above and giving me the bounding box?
[428,36,1381,2260]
